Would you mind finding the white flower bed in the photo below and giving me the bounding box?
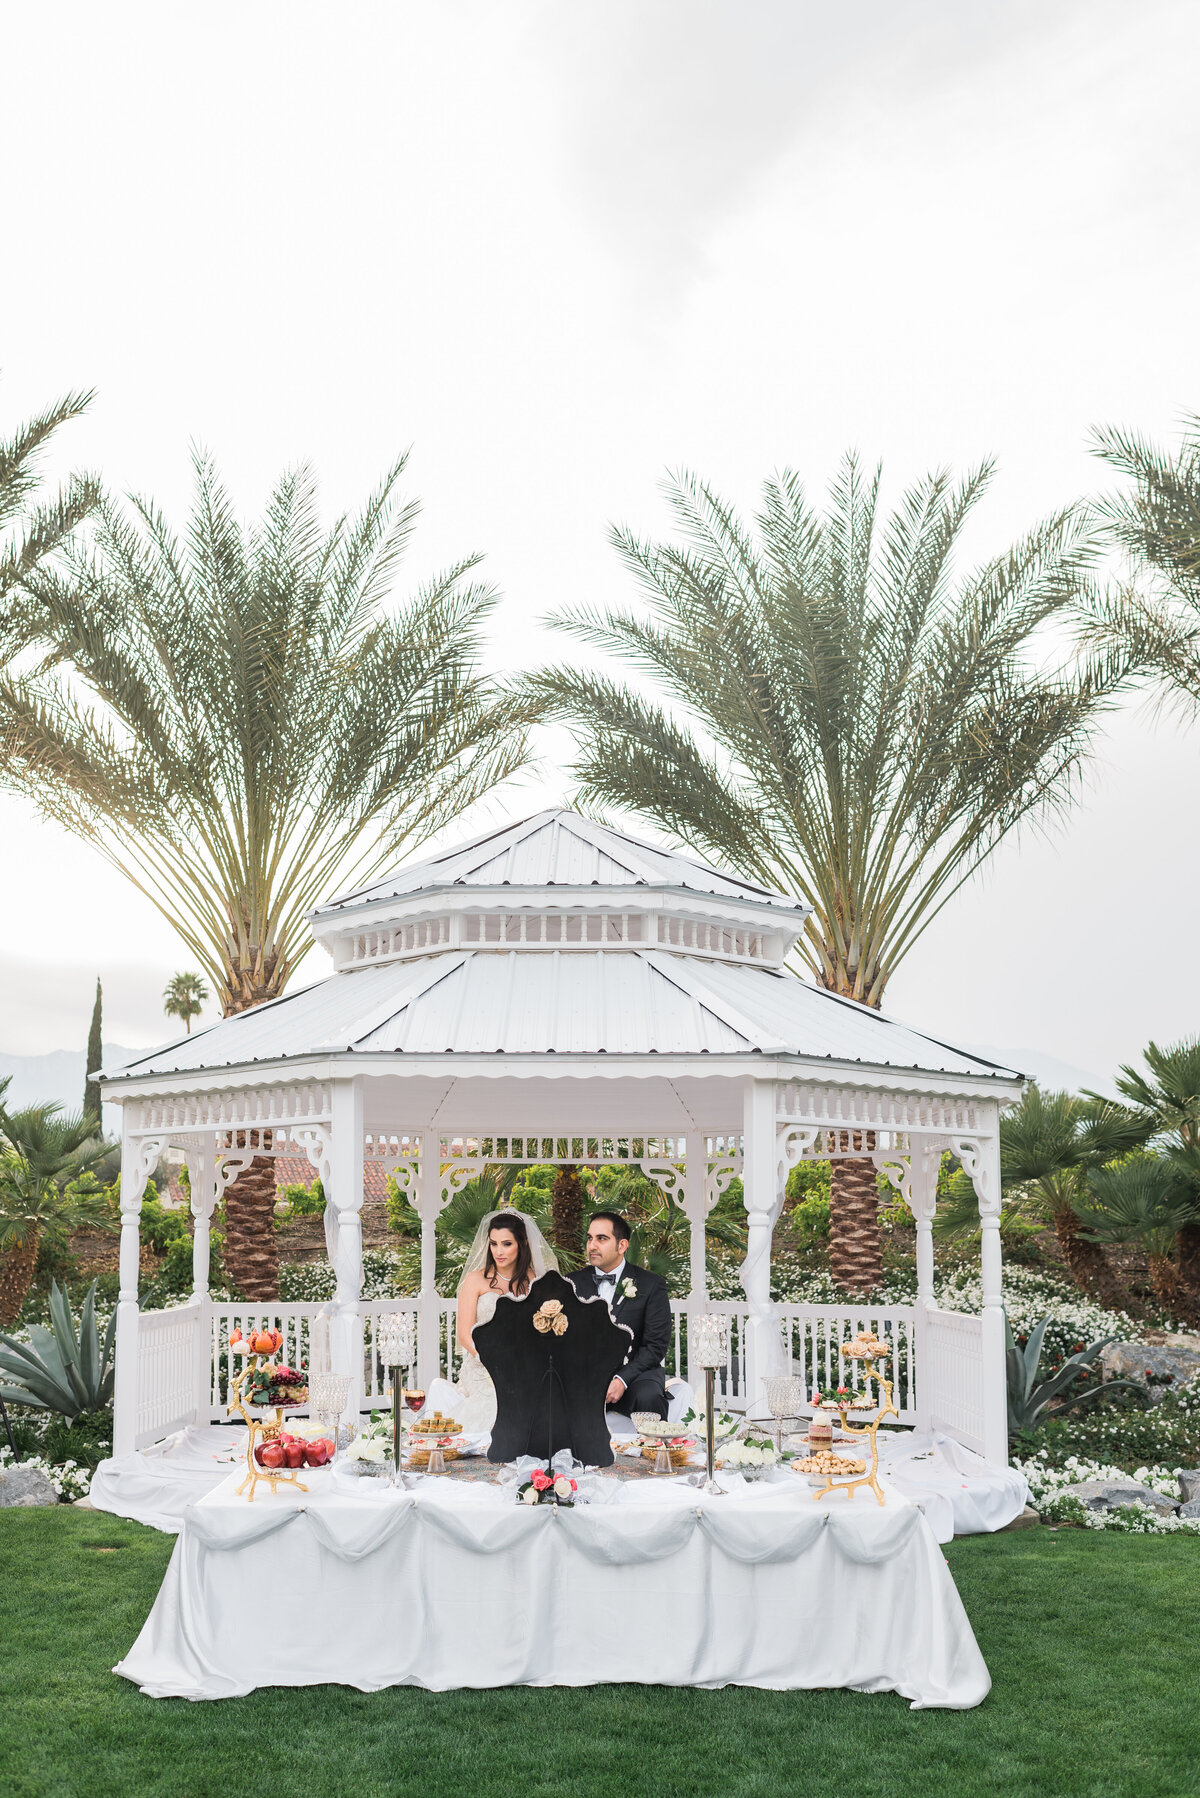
[0,1445,92,1502]
[1013,1451,1200,1534]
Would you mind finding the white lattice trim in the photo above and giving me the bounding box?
[777,1081,988,1133]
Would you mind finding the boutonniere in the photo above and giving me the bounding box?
[618,1277,638,1302]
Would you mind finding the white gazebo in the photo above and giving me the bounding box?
[101,810,1021,1464]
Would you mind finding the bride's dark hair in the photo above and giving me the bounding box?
[484,1211,534,1295]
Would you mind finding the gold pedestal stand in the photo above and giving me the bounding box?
[228,1353,309,1502]
[810,1348,898,1507]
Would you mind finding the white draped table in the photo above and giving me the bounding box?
[114,1466,990,1709]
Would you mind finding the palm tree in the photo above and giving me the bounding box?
[1102,1038,1200,1297]
[0,1092,112,1324]
[1,389,99,672]
[1080,418,1200,713]
[1,451,537,1298]
[936,1086,1151,1309]
[163,971,208,1034]
[529,458,1123,1290]
[1077,1158,1197,1320]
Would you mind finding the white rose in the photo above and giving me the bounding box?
[522,1484,540,1505]
[553,1474,572,1499]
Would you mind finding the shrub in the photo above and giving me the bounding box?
[276,1180,325,1221]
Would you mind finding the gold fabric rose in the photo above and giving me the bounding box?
[533,1300,568,1337]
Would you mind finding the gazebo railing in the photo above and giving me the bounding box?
[197,1295,918,1423]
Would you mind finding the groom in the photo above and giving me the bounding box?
[568,1211,671,1420]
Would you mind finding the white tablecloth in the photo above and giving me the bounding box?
[114,1466,989,1708]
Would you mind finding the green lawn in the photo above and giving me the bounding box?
[1,1512,1197,1798]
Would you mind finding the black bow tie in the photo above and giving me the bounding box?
[595,1269,615,1285]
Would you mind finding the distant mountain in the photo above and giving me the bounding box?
[963,1044,1119,1102]
[0,1043,139,1139]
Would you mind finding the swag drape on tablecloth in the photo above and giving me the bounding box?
[115,1475,989,1708]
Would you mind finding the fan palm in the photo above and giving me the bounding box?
[1100,1037,1200,1298]
[0,1096,112,1325]
[530,458,1123,1290]
[937,1086,1151,1308]
[0,451,537,1298]
[1076,1158,1198,1318]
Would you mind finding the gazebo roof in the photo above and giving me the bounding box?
[314,809,805,918]
[103,941,1021,1086]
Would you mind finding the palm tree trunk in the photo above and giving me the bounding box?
[1051,1207,1130,1310]
[1176,1222,1200,1295]
[0,1230,39,1326]
[222,1157,280,1300]
[552,1164,584,1259]
[829,1156,883,1293]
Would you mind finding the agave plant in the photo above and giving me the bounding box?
[0,1279,116,1422]
[1005,1314,1144,1434]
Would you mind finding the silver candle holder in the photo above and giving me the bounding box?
[691,1313,730,1493]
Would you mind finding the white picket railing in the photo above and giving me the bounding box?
[196,1296,919,1422]
[924,1307,985,1453]
[135,1302,201,1448]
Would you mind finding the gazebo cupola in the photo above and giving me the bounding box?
[308,808,809,973]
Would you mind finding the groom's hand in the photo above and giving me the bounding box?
[605,1376,626,1405]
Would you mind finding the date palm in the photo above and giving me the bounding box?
[1,388,99,669]
[1080,418,1200,715]
[1,451,536,1298]
[530,457,1123,1290]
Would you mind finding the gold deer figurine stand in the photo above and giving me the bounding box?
[810,1335,898,1508]
[228,1353,308,1502]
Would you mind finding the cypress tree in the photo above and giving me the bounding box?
[84,977,102,1126]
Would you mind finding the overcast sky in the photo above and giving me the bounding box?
[2,0,1199,1088]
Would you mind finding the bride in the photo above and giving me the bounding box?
[427,1209,558,1436]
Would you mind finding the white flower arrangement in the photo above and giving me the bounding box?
[681,1407,738,1440]
[619,1278,638,1301]
[343,1434,387,1463]
[716,1439,779,1469]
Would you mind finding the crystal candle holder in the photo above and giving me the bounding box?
[691,1314,730,1370]
[378,1313,414,1370]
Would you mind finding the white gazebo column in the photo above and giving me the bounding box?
[113,1128,166,1456]
[909,1142,940,1432]
[184,1137,218,1426]
[741,1078,787,1410]
[327,1080,365,1415]
[185,1139,217,1303]
[682,1133,708,1301]
[961,1130,1007,1466]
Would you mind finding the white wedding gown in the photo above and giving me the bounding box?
[421,1289,500,1436]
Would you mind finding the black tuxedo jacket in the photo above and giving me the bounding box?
[567,1261,671,1387]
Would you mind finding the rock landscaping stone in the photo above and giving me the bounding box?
[1179,1496,1200,1519]
[1101,1341,1200,1403]
[1177,1470,1200,1504]
[1059,1478,1178,1517]
[998,1506,1040,1531]
[0,1466,59,1507]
